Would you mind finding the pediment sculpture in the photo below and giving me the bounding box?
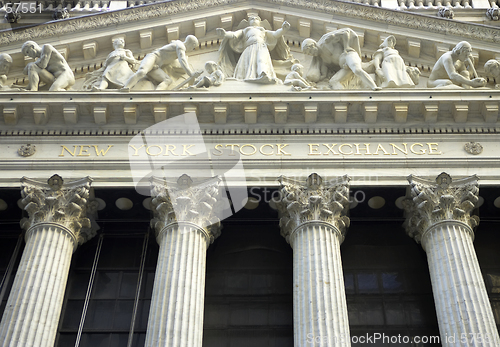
[4,16,497,92]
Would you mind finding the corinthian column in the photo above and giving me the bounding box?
[0,174,98,347]
[277,173,351,347]
[404,173,500,346]
[145,174,222,347]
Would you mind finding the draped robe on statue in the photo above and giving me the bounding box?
[218,25,291,84]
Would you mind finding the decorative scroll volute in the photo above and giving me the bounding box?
[403,172,480,243]
[20,174,99,245]
[277,173,351,243]
[150,174,222,243]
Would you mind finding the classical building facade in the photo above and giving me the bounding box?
[1,0,500,346]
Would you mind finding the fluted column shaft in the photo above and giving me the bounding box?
[404,173,499,347]
[146,175,222,347]
[290,221,350,347]
[0,175,97,347]
[0,224,75,347]
[277,174,351,347]
[422,221,499,346]
[145,223,208,347]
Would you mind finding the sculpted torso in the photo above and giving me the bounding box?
[318,40,343,68]
[41,46,71,76]
[242,26,266,46]
[155,43,184,64]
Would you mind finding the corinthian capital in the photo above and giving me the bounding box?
[20,174,99,245]
[403,172,480,243]
[150,174,222,243]
[277,173,351,243]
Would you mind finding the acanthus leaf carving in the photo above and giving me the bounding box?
[20,174,99,246]
[276,173,351,244]
[150,174,222,243]
[403,172,480,244]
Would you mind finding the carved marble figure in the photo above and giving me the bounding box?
[90,38,139,91]
[427,41,486,89]
[284,63,313,90]
[484,59,500,88]
[216,15,292,84]
[190,61,225,88]
[372,35,415,88]
[122,35,199,91]
[21,41,75,91]
[0,53,12,89]
[301,28,379,90]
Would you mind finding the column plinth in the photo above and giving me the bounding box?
[404,173,500,346]
[277,174,351,347]
[145,175,222,347]
[0,175,98,347]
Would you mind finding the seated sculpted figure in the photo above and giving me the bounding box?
[427,41,485,88]
[190,61,225,88]
[0,53,12,89]
[484,59,500,88]
[372,35,415,88]
[122,35,199,91]
[216,15,292,84]
[301,28,379,90]
[284,63,313,91]
[22,41,75,91]
[92,38,139,90]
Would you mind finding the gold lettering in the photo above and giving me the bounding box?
[225,144,240,155]
[427,143,442,155]
[276,144,291,156]
[410,143,426,155]
[182,144,195,156]
[354,143,372,155]
[338,144,353,155]
[308,144,321,155]
[164,145,179,156]
[390,143,408,155]
[129,144,145,156]
[212,144,223,156]
[93,145,113,156]
[146,145,163,156]
[374,144,390,155]
[59,145,77,157]
[78,145,91,157]
[260,144,274,156]
[322,144,338,155]
[240,144,257,156]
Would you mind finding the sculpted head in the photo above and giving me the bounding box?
[205,61,218,73]
[0,53,13,75]
[248,15,261,27]
[291,63,304,75]
[113,38,125,49]
[485,59,500,79]
[380,35,396,49]
[301,39,318,56]
[22,41,40,58]
[184,35,199,51]
[452,41,472,60]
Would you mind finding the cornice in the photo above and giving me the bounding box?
[0,0,499,47]
[1,89,499,131]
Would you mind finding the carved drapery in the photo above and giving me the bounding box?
[145,174,222,347]
[404,173,500,347]
[277,173,351,347]
[0,175,98,347]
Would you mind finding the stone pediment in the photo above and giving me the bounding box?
[0,0,500,130]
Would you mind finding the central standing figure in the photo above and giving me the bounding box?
[216,15,291,84]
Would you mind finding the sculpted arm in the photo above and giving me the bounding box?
[176,45,195,76]
[372,51,384,80]
[35,45,53,70]
[269,21,290,39]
